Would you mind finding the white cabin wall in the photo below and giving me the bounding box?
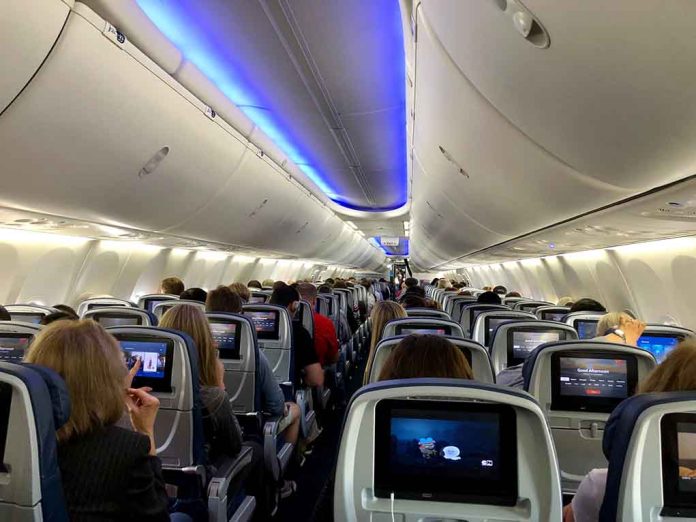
[465,236,696,331]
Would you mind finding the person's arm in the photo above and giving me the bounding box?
[304,362,325,387]
[323,319,340,364]
[258,351,285,417]
[126,387,159,455]
[123,435,170,521]
[207,388,243,457]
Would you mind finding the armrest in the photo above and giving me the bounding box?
[280,381,294,402]
[207,447,254,521]
[237,411,263,438]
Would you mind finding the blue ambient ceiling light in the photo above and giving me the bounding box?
[136,0,407,211]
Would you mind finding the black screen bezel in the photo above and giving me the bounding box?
[550,350,638,413]
[86,302,128,311]
[208,319,242,360]
[575,319,599,340]
[541,309,568,322]
[144,297,174,312]
[0,382,11,472]
[661,413,696,516]
[246,310,281,340]
[506,327,566,366]
[484,317,516,346]
[8,312,44,324]
[374,399,518,505]
[117,335,175,393]
[93,312,143,327]
[0,333,34,362]
[395,324,452,337]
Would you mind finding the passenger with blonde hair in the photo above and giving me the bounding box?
[363,300,407,385]
[564,341,696,522]
[437,278,451,289]
[229,282,251,303]
[377,335,474,381]
[24,320,170,520]
[595,312,646,346]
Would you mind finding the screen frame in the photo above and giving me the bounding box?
[550,350,638,413]
[637,333,684,363]
[86,302,128,311]
[395,324,452,337]
[575,319,599,340]
[117,335,175,393]
[661,412,696,516]
[92,311,143,327]
[484,317,515,346]
[0,332,33,361]
[143,297,175,312]
[541,310,567,322]
[374,399,518,505]
[246,310,281,340]
[506,327,566,366]
[8,312,44,324]
[208,319,242,360]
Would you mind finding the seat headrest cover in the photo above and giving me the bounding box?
[599,391,696,522]
[22,363,71,428]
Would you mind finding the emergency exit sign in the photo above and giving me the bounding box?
[381,237,400,247]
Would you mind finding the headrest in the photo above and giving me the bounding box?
[599,392,696,521]
[22,364,71,428]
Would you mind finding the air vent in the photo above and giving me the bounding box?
[497,0,550,49]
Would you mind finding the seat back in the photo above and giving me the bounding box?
[295,301,315,340]
[3,305,56,325]
[206,313,259,413]
[248,291,270,304]
[512,300,554,313]
[367,336,494,384]
[242,304,293,384]
[405,308,450,320]
[502,296,525,306]
[76,298,133,317]
[471,311,537,347]
[382,318,464,340]
[152,299,206,319]
[0,323,41,363]
[598,392,696,521]
[637,324,696,363]
[137,294,179,313]
[489,320,578,373]
[0,362,70,522]
[334,379,562,521]
[459,304,509,338]
[107,327,204,469]
[535,306,571,322]
[445,295,475,317]
[564,311,604,339]
[449,296,478,323]
[83,307,157,327]
[523,340,657,494]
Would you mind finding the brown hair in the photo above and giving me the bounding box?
[24,320,127,442]
[159,304,219,387]
[377,335,474,381]
[638,341,696,393]
[161,276,185,296]
[206,285,242,313]
[228,282,250,302]
[363,301,407,385]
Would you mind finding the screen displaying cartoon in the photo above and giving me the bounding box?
[97,315,141,327]
[374,400,518,505]
[661,414,696,515]
[398,327,447,336]
[575,319,599,340]
[510,331,561,361]
[246,310,279,340]
[118,337,174,392]
[637,334,681,363]
[209,321,240,359]
[0,334,32,361]
[8,312,43,324]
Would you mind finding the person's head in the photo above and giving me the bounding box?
[180,287,208,303]
[53,304,78,317]
[430,278,439,286]
[24,320,127,442]
[400,294,427,309]
[639,341,696,393]
[458,290,472,296]
[477,291,502,305]
[318,285,332,294]
[206,285,242,314]
[159,304,218,386]
[228,282,250,303]
[595,312,633,338]
[272,280,286,291]
[262,279,275,289]
[40,311,79,326]
[492,285,507,295]
[505,291,521,298]
[378,335,474,381]
[369,301,407,350]
[247,280,262,290]
[0,305,10,321]
[557,296,574,306]
[334,280,347,289]
[404,277,419,289]
[437,279,451,289]
[424,298,441,310]
[269,283,301,317]
[160,276,185,296]
[325,278,335,287]
[569,298,606,313]
[482,286,492,292]
[297,283,318,307]
[403,286,426,298]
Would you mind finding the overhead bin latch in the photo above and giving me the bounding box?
[104,23,126,48]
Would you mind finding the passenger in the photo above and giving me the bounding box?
[324,278,335,287]
[205,285,242,314]
[247,280,262,290]
[595,312,646,345]
[430,278,440,286]
[228,282,251,303]
[53,304,79,318]
[482,286,493,291]
[262,279,275,289]
[0,305,10,321]
[269,284,325,388]
[24,320,170,520]
[179,287,207,303]
[569,298,606,313]
[558,296,574,306]
[40,311,78,325]
[436,278,451,289]
[477,291,502,305]
[423,298,441,310]
[505,291,522,298]
[401,285,426,299]
[400,294,427,309]
[159,305,275,517]
[492,285,507,295]
[363,301,407,385]
[318,285,332,295]
[160,276,185,296]
[458,290,473,296]
[297,283,339,366]
[565,341,696,522]
[272,280,286,291]
[377,335,474,380]
[404,277,419,291]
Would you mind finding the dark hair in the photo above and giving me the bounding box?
[569,298,606,313]
[53,304,79,318]
[0,305,11,321]
[161,277,185,296]
[334,281,347,289]
[270,284,300,308]
[247,280,262,289]
[272,281,286,291]
[477,291,502,305]
[430,278,440,286]
[180,287,208,303]
[318,285,332,294]
[400,294,427,309]
[403,286,425,298]
[492,285,507,295]
[505,291,521,298]
[206,285,242,313]
[378,335,474,381]
[40,311,79,326]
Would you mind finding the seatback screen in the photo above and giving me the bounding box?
[0,334,32,362]
[508,330,562,365]
[374,399,517,505]
[246,310,280,340]
[8,312,43,324]
[575,319,598,340]
[661,413,696,516]
[118,338,174,392]
[209,321,240,360]
[97,315,142,327]
[485,317,511,346]
[144,298,170,312]
[86,303,127,311]
[248,296,266,304]
[637,334,681,363]
[551,352,638,413]
[397,326,449,336]
[542,311,566,322]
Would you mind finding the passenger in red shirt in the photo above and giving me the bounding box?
[297,283,339,366]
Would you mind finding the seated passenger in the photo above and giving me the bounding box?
[565,342,696,522]
[569,298,606,313]
[0,305,10,321]
[297,283,339,366]
[437,278,451,289]
[228,282,251,303]
[594,312,646,346]
[430,278,440,286]
[40,311,78,325]
[493,285,507,295]
[557,296,574,306]
[24,320,170,521]
[401,285,426,300]
[54,304,79,318]
[459,290,473,296]
[400,294,427,309]
[272,280,286,291]
[247,280,262,290]
[363,301,407,385]
[262,279,275,289]
[160,276,185,296]
[179,287,207,303]
[269,284,324,388]
[159,305,275,517]
[506,291,522,298]
[377,334,474,380]
[477,291,502,304]
[206,285,242,314]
